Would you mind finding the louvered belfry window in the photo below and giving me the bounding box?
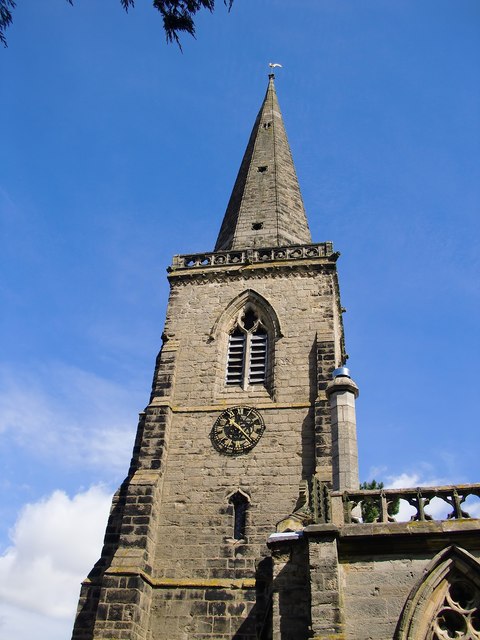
[248,329,267,384]
[226,308,268,388]
[226,328,246,385]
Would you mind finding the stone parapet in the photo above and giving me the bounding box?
[331,483,480,526]
[169,242,336,272]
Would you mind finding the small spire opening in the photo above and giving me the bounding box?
[257,165,268,173]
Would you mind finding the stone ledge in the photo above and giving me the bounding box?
[168,260,338,284]
[305,523,340,535]
[335,520,480,556]
[148,399,311,412]
[111,568,255,590]
[337,518,480,539]
[84,568,256,590]
[267,520,480,555]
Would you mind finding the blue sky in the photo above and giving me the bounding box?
[1,1,479,637]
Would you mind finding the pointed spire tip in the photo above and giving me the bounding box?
[214,70,312,251]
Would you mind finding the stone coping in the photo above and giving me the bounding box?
[148,399,311,412]
[303,519,480,538]
[267,520,480,556]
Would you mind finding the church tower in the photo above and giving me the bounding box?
[72,75,359,640]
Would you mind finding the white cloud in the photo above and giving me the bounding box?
[0,602,71,640]
[465,498,480,518]
[0,362,137,471]
[0,485,112,639]
[385,472,423,490]
[384,463,449,491]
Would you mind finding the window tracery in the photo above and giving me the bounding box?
[429,580,480,640]
[396,546,480,640]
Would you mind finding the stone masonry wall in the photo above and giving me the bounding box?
[72,338,179,639]
[72,258,345,640]
[149,587,258,640]
[162,265,339,407]
[269,529,480,640]
[340,546,480,640]
[145,261,344,637]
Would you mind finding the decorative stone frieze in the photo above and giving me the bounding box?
[170,242,335,272]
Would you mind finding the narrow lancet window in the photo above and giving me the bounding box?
[249,328,267,384]
[226,328,246,385]
[229,491,249,540]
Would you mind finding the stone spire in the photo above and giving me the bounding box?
[214,75,312,251]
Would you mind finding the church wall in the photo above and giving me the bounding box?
[341,554,429,639]
[149,587,257,640]
[340,547,480,639]
[269,531,480,640]
[152,406,312,576]
[162,266,340,406]
[145,263,342,636]
[153,265,339,564]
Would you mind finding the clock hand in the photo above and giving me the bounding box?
[227,418,254,444]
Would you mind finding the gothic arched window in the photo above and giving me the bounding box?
[226,307,268,388]
[396,546,480,640]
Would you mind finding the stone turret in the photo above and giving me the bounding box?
[326,365,359,491]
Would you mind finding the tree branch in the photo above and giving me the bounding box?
[0,0,234,48]
[0,0,15,47]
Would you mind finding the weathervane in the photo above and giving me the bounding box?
[268,62,283,78]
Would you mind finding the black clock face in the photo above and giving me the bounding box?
[210,406,265,456]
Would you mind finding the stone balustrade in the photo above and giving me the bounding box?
[170,242,335,270]
[328,484,480,525]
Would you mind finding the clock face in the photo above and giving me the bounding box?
[210,406,265,456]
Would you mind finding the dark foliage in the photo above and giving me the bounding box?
[1,0,233,48]
[359,480,400,523]
[0,0,15,47]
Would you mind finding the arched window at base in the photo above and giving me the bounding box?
[396,546,480,640]
[427,578,480,639]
